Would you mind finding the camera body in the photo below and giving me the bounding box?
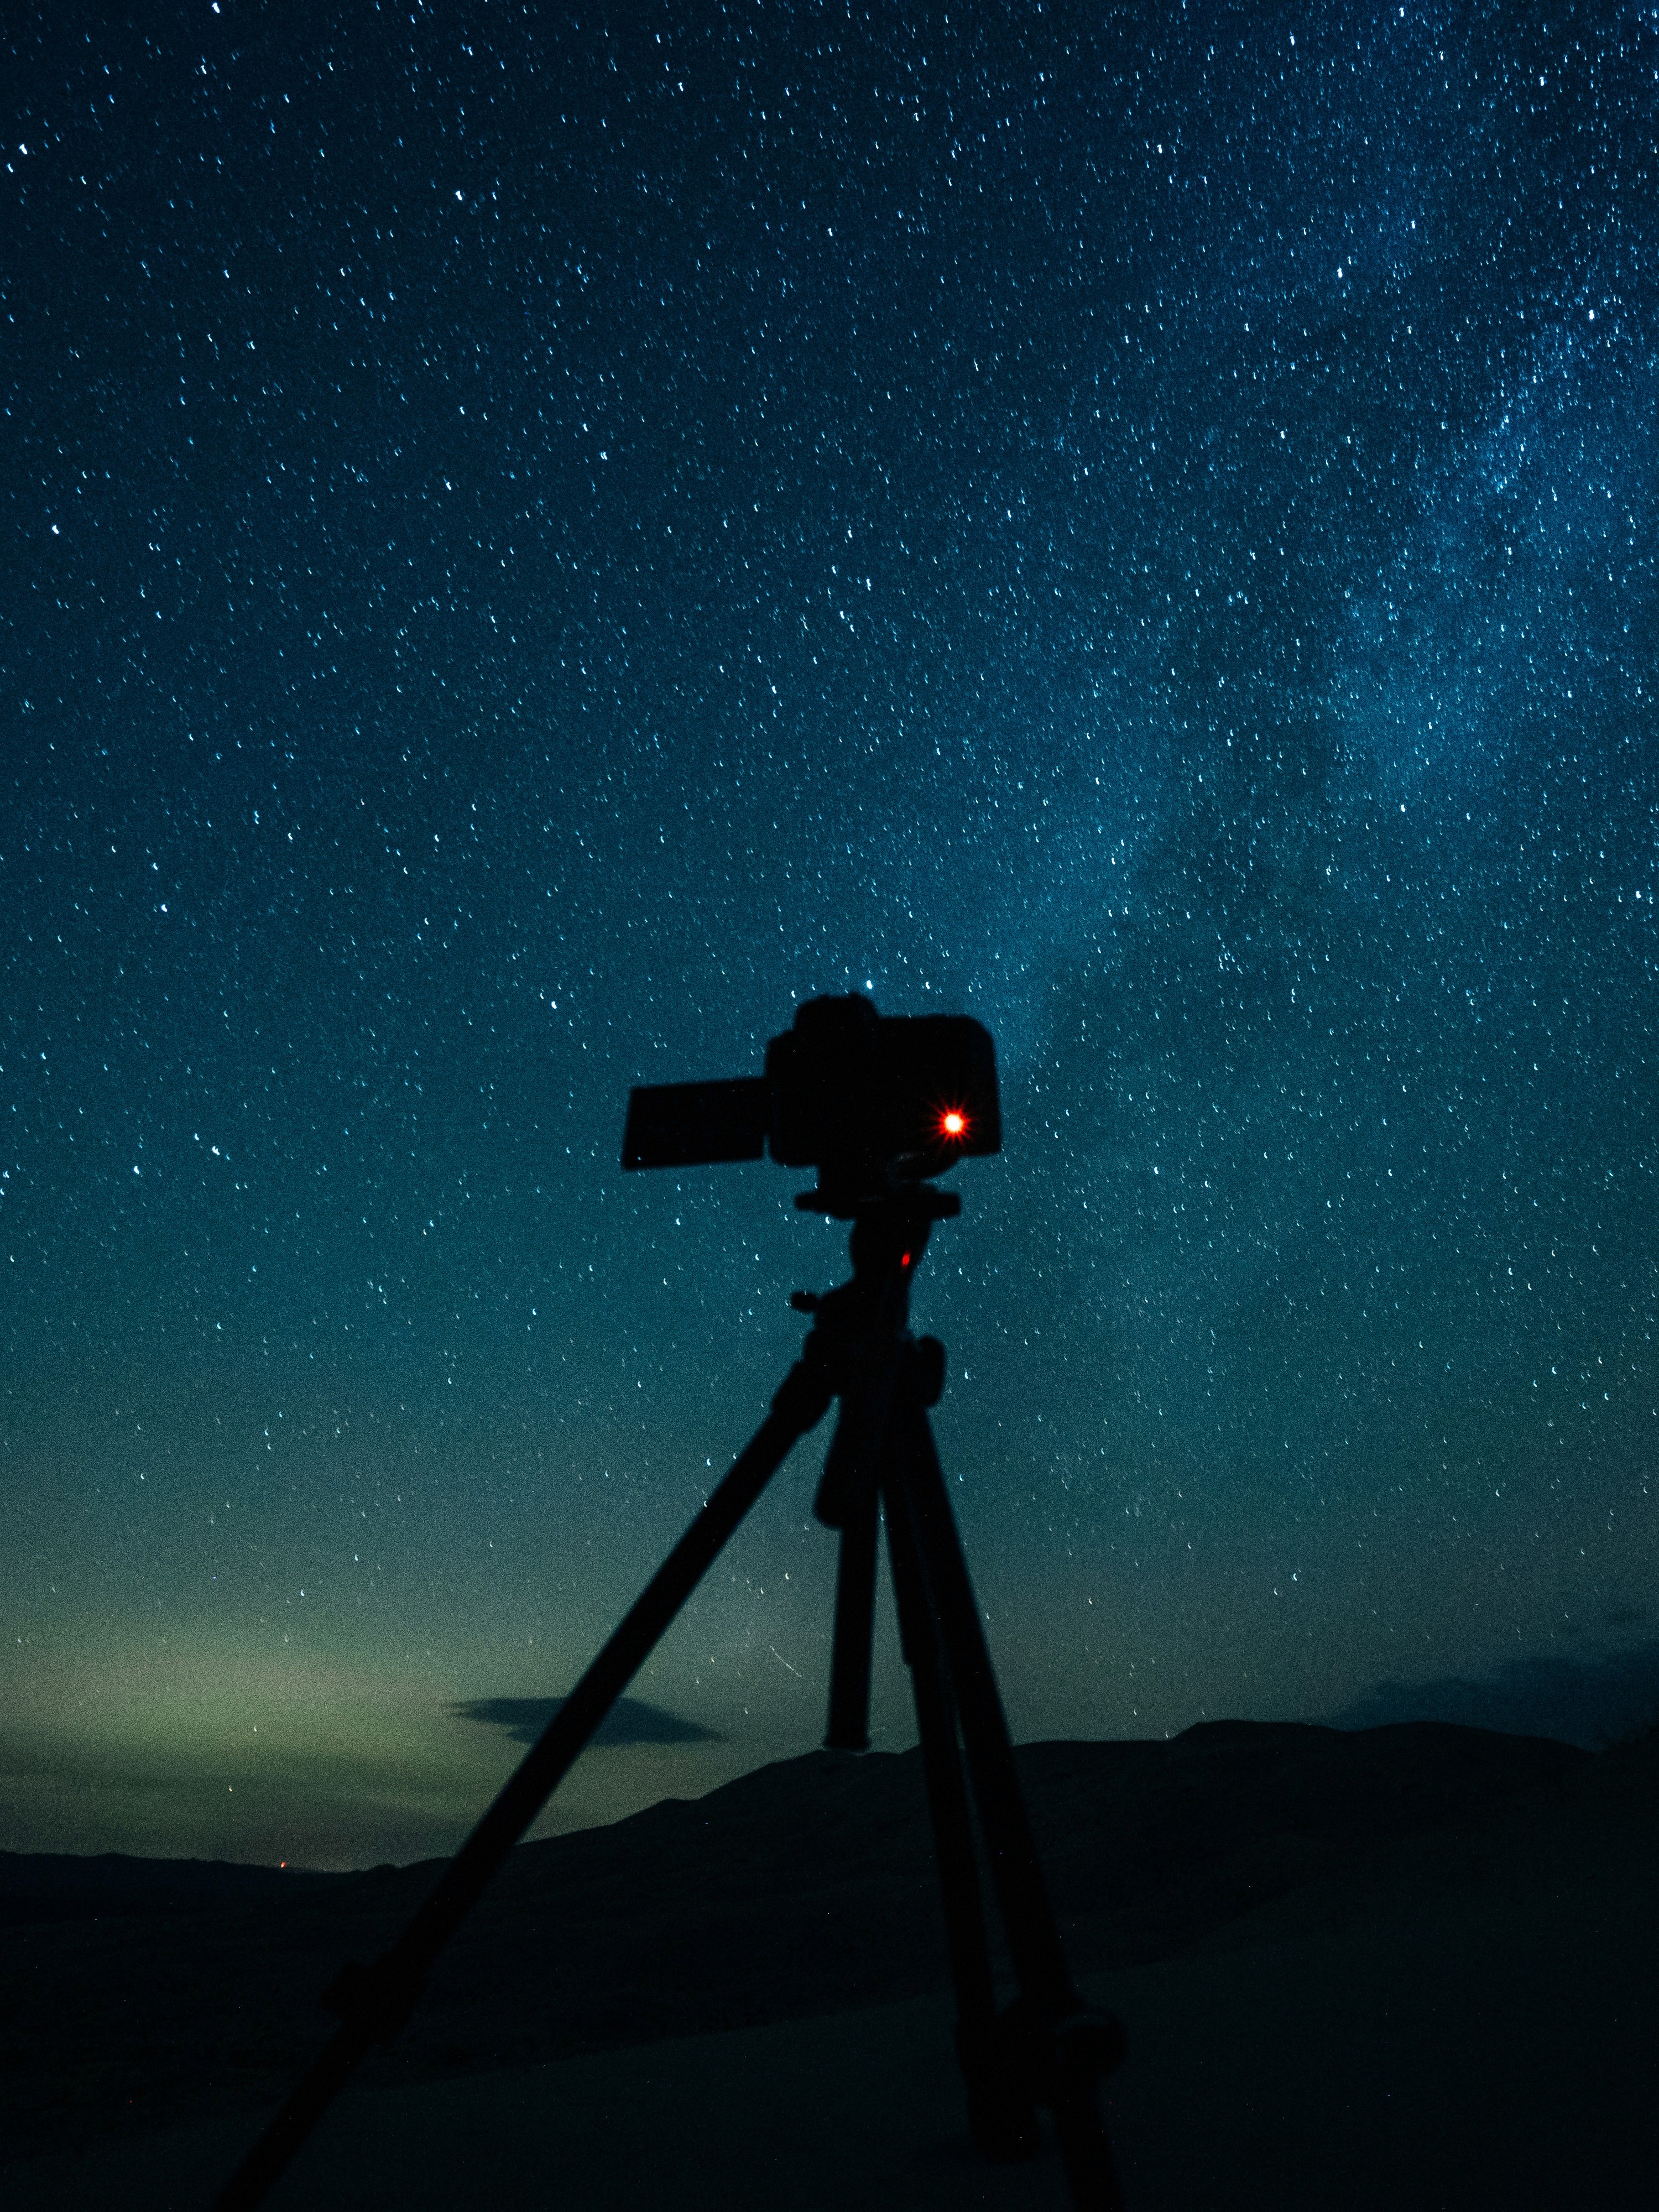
[622,994,1000,1193]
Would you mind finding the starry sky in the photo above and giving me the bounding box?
[5,1,1659,1871]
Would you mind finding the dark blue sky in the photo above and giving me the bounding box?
[5,1,1658,1869]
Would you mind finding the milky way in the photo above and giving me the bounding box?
[5,4,1659,1867]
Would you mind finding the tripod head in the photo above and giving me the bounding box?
[790,1185,950,1498]
[789,1180,957,1326]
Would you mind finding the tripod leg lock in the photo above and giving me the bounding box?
[956,2012,1042,2162]
[1053,2002,1128,2084]
[980,1993,1127,2114]
[322,1952,426,2045]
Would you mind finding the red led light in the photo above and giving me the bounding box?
[938,1108,968,1139]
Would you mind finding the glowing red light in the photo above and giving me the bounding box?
[901,1251,911,1268]
[938,1108,968,1139]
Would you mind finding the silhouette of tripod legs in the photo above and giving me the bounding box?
[215,1199,1126,2212]
[881,1434,1035,2159]
[890,1377,1126,2209]
[821,1327,1126,2208]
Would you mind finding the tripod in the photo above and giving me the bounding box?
[214,1182,1126,2212]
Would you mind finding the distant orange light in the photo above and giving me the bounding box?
[939,1109,968,1138]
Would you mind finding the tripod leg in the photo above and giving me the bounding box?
[816,1310,908,1754]
[882,1460,1039,2161]
[824,1481,879,1750]
[212,1358,832,2212]
[894,1388,1127,2212]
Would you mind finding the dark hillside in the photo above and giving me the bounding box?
[0,1719,1595,2164]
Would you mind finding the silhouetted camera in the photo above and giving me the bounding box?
[622,994,1000,1187]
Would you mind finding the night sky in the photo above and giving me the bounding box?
[6,2,1659,1872]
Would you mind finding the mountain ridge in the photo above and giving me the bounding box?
[5,1714,1631,2170]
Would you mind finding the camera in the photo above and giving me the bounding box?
[622,994,1000,1190]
